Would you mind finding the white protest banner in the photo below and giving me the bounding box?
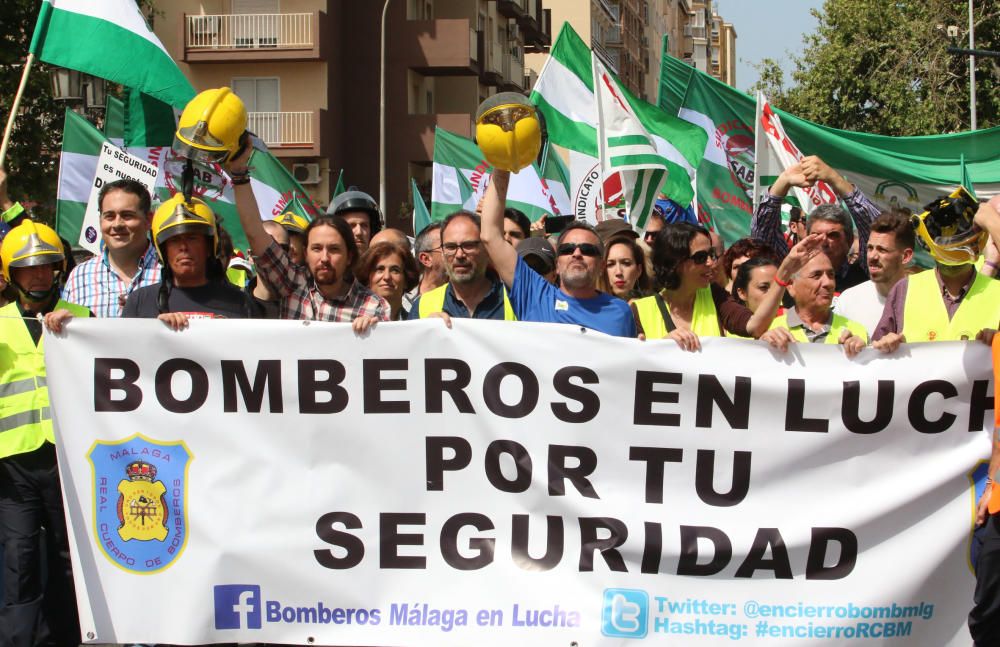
[45,320,990,645]
[758,93,839,214]
[78,142,158,253]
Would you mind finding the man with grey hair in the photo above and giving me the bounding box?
[478,169,635,336]
[751,154,879,292]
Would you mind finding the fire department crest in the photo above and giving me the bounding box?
[88,434,192,574]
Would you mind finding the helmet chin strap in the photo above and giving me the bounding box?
[12,274,61,308]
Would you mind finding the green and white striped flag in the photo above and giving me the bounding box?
[658,49,1000,246]
[31,0,195,109]
[593,55,667,230]
[57,110,319,252]
[431,127,571,222]
[529,23,706,221]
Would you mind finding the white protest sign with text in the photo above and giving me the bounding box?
[44,320,990,645]
[78,142,159,254]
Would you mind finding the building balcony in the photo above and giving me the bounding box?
[248,110,328,158]
[480,39,505,86]
[499,53,525,92]
[523,7,551,52]
[404,19,481,76]
[182,12,327,63]
[495,0,527,19]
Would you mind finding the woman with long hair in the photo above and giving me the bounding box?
[598,235,651,300]
[632,223,820,350]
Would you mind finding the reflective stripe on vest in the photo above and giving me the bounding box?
[0,300,89,458]
[417,282,516,320]
[902,270,1000,342]
[770,312,869,344]
[633,288,721,340]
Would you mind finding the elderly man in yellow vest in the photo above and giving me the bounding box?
[872,191,1000,353]
[0,221,89,647]
[759,252,868,357]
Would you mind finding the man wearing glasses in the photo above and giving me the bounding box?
[409,211,514,320]
[477,169,636,337]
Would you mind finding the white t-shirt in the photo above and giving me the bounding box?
[834,280,886,337]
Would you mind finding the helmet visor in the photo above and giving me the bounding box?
[173,130,231,165]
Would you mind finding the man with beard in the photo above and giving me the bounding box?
[477,169,635,336]
[409,211,514,320]
[834,210,914,336]
[872,192,1000,352]
[231,153,387,326]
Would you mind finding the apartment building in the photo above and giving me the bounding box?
[528,0,735,105]
[154,0,550,230]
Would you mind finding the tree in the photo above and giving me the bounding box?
[750,0,1000,136]
[0,0,63,223]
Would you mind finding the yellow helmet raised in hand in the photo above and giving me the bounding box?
[475,93,542,173]
[173,87,248,165]
[911,185,985,266]
[274,212,309,235]
[0,220,65,282]
[151,194,219,262]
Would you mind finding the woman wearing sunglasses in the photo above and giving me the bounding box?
[598,235,651,300]
[631,223,822,350]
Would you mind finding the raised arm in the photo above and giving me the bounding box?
[480,169,518,287]
[225,149,271,257]
[744,233,824,337]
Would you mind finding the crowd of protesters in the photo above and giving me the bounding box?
[4,149,1000,646]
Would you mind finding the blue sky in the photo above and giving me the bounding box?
[713,0,824,93]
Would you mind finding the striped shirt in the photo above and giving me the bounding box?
[751,186,881,276]
[255,240,389,322]
[62,244,162,318]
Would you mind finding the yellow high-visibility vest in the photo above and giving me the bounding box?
[416,282,516,320]
[632,288,721,340]
[770,312,868,344]
[0,300,90,459]
[902,270,1000,342]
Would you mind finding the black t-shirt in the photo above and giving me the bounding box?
[122,281,254,319]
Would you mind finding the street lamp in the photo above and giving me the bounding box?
[49,68,106,113]
[379,0,391,216]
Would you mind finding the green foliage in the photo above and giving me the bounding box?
[0,0,62,223]
[759,0,1000,136]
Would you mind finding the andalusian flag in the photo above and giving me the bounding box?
[30,0,195,109]
[530,23,706,220]
[57,111,320,251]
[659,49,1000,245]
[593,55,667,230]
[431,127,571,222]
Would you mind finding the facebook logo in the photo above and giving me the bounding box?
[214,584,262,629]
[601,588,648,639]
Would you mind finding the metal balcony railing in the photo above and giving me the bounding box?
[247,112,313,147]
[186,13,313,50]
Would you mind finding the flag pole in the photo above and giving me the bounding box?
[752,91,763,215]
[0,53,35,168]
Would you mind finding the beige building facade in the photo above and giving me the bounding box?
[153,0,550,230]
[527,0,735,104]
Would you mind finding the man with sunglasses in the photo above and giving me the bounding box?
[478,170,635,337]
[409,211,514,320]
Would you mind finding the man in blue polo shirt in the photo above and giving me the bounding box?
[409,211,514,321]
[479,169,635,337]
